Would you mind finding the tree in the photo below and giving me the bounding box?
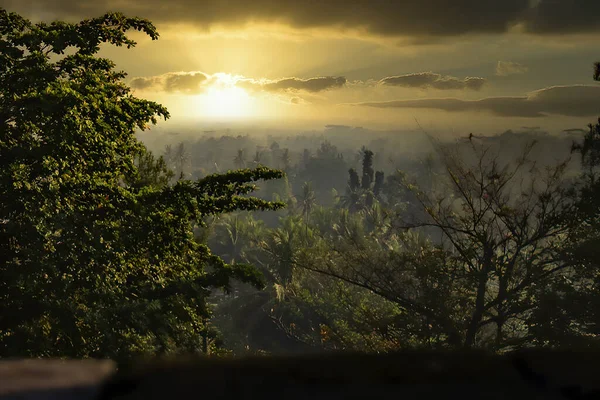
[298,182,316,236]
[208,213,265,265]
[298,140,577,350]
[339,168,362,213]
[373,171,385,197]
[233,149,246,169]
[125,148,174,189]
[348,168,360,192]
[302,149,311,169]
[0,9,284,359]
[173,142,189,178]
[252,150,262,166]
[340,149,384,212]
[528,62,600,348]
[361,150,374,190]
[280,148,291,171]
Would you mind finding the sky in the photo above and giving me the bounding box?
[3,0,600,135]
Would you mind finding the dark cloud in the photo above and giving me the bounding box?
[521,0,600,34]
[164,72,209,93]
[355,85,600,118]
[380,72,486,90]
[129,72,209,93]
[238,76,347,93]
[129,76,160,90]
[4,0,599,39]
[496,61,528,76]
[128,72,345,94]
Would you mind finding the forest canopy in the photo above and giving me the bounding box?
[0,8,599,359]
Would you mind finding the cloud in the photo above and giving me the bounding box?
[130,71,210,94]
[354,85,600,118]
[520,0,600,34]
[237,76,347,93]
[129,77,161,90]
[8,0,600,40]
[380,72,486,90]
[129,71,346,95]
[290,97,310,105]
[496,61,528,76]
[164,72,209,93]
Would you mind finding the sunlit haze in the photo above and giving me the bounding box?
[5,0,599,136]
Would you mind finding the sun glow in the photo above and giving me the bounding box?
[195,81,255,119]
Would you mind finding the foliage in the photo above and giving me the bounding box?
[212,138,591,354]
[528,64,600,348]
[0,9,284,360]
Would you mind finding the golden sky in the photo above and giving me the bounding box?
[3,0,600,134]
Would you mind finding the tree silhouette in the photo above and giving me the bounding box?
[340,149,384,212]
[280,148,291,171]
[234,149,246,169]
[531,60,600,347]
[252,150,263,166]
[373,171,384,197]
[298,182,317,236]
[173,142,189,178]
[302,149,311,169]
[361,150,374,190]
[301,141,576,350]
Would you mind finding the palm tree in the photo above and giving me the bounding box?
[233,149,246,169]
[252,150,262,166]
[163,144,174,169]
[280,148,291,171]
[338,167,364,213]
[260,215,304,286]
[209,213,264,265]
[298,182,316,236]
[174,142,189,178]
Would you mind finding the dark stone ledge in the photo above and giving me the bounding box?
[2,350,600,400]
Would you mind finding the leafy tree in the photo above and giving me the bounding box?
[0,9,284,359]
[529,64,600,348]
[298,140,577,350]
[125,148,174,189]
[298,142,347,206]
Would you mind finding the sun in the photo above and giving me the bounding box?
[196,85,254,119]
